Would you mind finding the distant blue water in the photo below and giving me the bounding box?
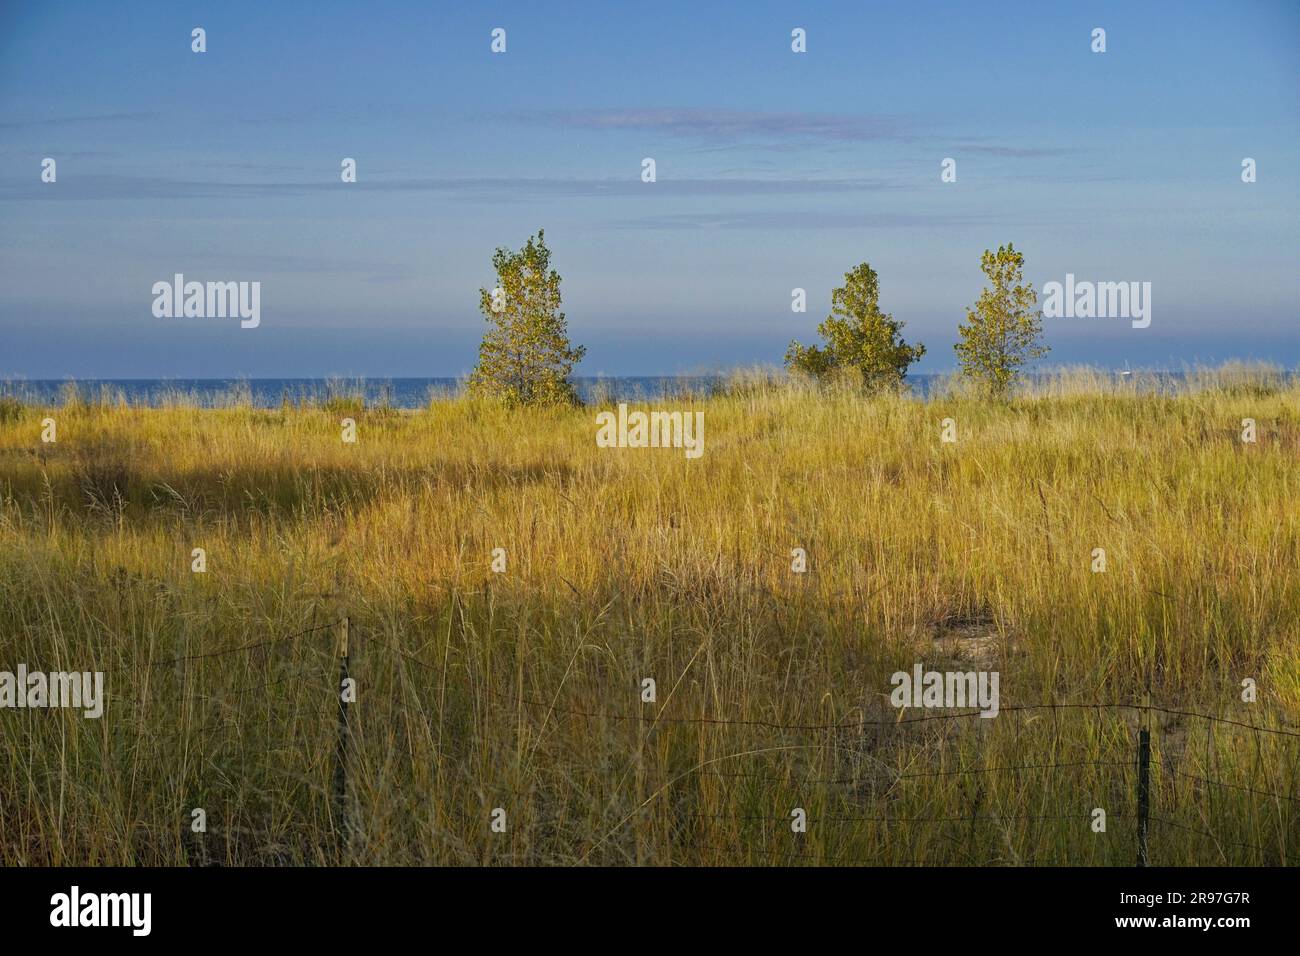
[0,375,947,407]
[0,370,1265,408]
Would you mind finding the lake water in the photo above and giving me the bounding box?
[0,375,947,407]
[0,371,1249,408]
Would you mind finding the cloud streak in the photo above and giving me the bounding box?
[0,174,910,202]
[517,107,918,145]
[515,108,1086,161]
[601,210,1042,231]
[0,112,160,130]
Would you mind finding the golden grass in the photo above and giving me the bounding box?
[0,365,1296,865]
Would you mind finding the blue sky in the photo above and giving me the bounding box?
[1,0,1297,378]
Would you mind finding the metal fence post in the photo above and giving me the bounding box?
[332,616,350,859]
[1136,727,1150,867]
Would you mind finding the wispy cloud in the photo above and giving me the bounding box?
[178,251,417,279]
[0,174,908,202]
[517,107,918,146]
[952,143,1077,158]
[602,210,1025,231]
[427,176,907,199]
[0,148,120,159]
[190,160,308,173]
[515,108,1084,161]
[0,112,159,130]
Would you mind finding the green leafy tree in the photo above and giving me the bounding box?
[468,230,586,407]
[954,243,1047,398]
[785,262,925,391]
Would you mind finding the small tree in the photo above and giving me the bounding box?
[785,262,925,391]
[468,230,586,407]
[954,243,1047,398]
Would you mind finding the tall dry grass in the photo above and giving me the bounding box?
[0,364,1296,865]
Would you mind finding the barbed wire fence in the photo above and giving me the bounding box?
[383,626,1298,865]
[49,614,1298,866]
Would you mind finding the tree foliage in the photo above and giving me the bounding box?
[785,262,925,391]
[468,230,586,407]
[954,243,1047,398]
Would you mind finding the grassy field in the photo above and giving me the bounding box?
[0,366,1296,866]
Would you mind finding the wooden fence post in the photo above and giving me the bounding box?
[1136,727,1150,867]
[332,616,350,859]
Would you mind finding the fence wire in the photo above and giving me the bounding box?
[11,616,1293,865]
